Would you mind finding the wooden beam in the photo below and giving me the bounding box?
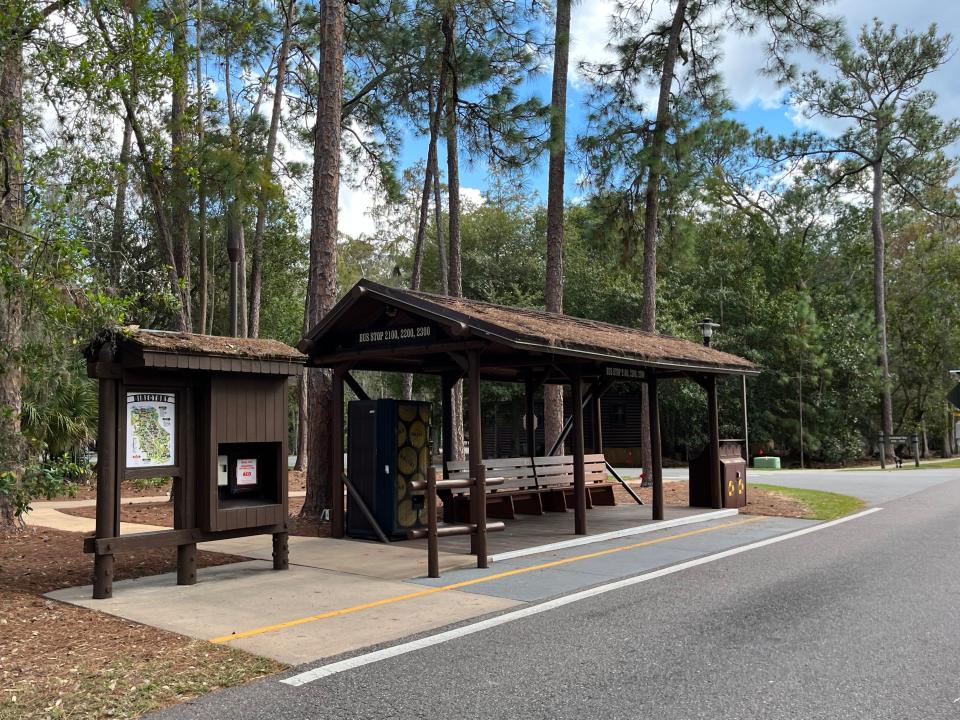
[310,340,487,366]
[648,371,664,521]
[331,366,346,538]
[591,387,603,454]
[467,350,487,566]
[572,371,587,535]
[343,371,369,401]
[524,377,537,456]
[84,524,290,555]
[707,374,721,509]
[93,377,119,599]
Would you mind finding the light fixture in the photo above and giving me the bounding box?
[697,318,720,347]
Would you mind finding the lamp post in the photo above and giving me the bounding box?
[697,318,720,347]
[227,211,241,338]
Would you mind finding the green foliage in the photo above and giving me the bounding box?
[21,369,97,459]
[0,456,87,524]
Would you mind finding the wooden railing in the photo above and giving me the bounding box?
[407,466,505,578]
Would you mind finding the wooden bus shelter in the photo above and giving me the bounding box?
[300,280,759,543]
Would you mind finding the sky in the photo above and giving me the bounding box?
[337,0,960,238]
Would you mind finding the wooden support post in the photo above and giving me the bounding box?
[475,466,488,569]
[648,372,664,521]
[331,366,346,538]
[93,377,119,599]
[525,378,537,456]
[742,374,749,503]
[427,467,439,578]
[177,543,197,585]
[272,532,289,570]
[172,391,198,587]
[467,350,484,558]
[441,373,455,523]
[707,375,721,510]
[741,374,749,466]
[572,372,587,535]
[591,386,603,454]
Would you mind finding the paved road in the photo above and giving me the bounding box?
[153,471,960,720]
[616,465,957,505]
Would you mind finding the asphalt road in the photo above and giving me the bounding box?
[153,472,960,720]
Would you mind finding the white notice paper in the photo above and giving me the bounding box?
[236,458,258,486]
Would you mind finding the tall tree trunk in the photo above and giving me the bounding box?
[442,9,464,460]
[93,7,189,331]
[402,84,443,400]
[543,0,571,456]
[110,114,133,289]
[223,59,248,338]
[432,150,447,295]
[872,160,895,464]
[170,0,193,331]
[196,0,208,334]
[294,373,308,471]
[249,0,296,338]
[0,32,26,526]
[639,0,687,477]
[302,0,345,517]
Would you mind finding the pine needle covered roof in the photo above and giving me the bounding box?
[301,280,757,376]
[85,327,305,375]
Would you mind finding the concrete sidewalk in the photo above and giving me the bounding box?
[46,510,809,666]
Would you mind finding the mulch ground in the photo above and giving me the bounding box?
[614,480,810,518]
[60,472,809,533]
[0,529,282,720]
[57,471,331,538]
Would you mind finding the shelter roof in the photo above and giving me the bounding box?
[300,280,758,377]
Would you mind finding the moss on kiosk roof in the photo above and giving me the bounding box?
[86,326,305,363]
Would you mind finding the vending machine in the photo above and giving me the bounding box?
[346,399,431,539]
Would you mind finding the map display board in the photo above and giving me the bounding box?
[125,392,176,468]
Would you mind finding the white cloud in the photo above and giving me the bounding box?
[569,0,618,86]
[338,182,378,238]
[460,186,484,207]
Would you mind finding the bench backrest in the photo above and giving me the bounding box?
[532,454,607,487]
[444,456,536,491]
[442,454,608,492]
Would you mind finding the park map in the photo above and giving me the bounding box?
[126,394,175,467]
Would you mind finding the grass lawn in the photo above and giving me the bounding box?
[749,484,864,521]
[915,458,960,469]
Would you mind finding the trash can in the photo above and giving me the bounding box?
[690,441,747,509]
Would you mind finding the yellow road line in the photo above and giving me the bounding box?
[210,515,765,644]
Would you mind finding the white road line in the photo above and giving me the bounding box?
[488,508,739,563]
[281,507,884,687]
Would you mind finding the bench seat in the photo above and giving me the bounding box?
[442,454,616,521]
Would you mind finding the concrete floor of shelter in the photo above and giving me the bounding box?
[45,504,733,666]
[398,502,712,556]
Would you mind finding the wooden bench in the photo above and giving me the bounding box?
[443,454,616,521]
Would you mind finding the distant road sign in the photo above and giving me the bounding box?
[948,384,960,410]
[878,435,912,444]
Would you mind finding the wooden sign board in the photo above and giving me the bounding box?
[355,323,434,347]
